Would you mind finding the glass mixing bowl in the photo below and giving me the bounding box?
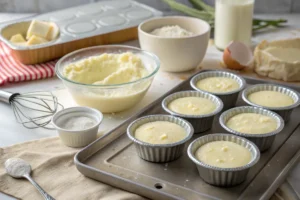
[55,45,160,113]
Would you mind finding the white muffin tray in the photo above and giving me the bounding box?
[36,0,161,45]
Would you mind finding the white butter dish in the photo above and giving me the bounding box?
[52,106,103,147]
[0,0,162,64]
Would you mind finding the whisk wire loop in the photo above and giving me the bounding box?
[7,91,64,129]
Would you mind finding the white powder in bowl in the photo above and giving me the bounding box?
[150,25,194,38]
[60,115,96,131]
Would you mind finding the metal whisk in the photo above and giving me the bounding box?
[0,90,63,129]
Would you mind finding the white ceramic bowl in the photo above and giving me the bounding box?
[52,106,103,147]
[138,16,210,72]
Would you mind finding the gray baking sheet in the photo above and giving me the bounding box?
[75,70,300,200]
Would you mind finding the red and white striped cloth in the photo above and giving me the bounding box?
[0,42,56,86]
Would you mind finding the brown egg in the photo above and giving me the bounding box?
[223,41,253,70]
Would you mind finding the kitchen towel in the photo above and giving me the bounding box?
[0,137,146,200]
[0,136,293,200]
[0,42,56,86]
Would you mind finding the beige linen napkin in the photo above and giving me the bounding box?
[0,136,291,200]
[0,137,146,200]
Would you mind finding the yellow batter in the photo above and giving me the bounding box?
[135,121,186,144]
[196,77,240,93]
[168,97,216,115]
[63,52,149,85]
[226,113,277,134]
[195,141,251,168]
[62,52,151,113]
[69,85,150,113]
[248,91,294,107]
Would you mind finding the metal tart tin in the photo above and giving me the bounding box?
[187,133,260,187]
[242,84,300,122]
[162,90,223,133]
[219,106,284,152]
[190,70,246,110]
[127,114,194,163]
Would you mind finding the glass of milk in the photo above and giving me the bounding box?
[214,0,254,50]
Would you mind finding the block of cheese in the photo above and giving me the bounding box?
[27,35,48,45]
[254,38,300,82]
[26,20,52,40]
[10,34,26,43]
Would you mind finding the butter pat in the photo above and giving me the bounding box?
[160,134,168,140]
[254,38,300,82]
[27,35,48,45]
[26,20,52,40]
[195,141,251,168]
[10,34,26,43]
[47,23,60,40]
[9,20,59,47]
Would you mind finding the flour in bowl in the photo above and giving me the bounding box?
[150,25,194,37]
[60,116,96,131]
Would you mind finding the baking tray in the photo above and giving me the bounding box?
[0,0,162,64]
[75,70,300,200]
